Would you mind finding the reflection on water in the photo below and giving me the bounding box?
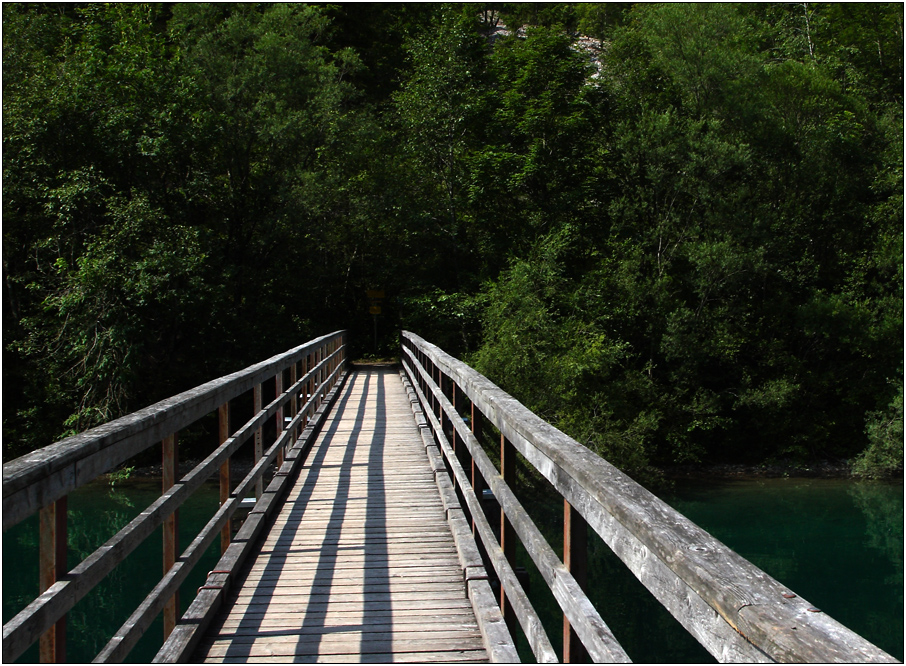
[850,481,904,591]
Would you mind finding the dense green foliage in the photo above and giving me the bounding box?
[4,3,902,476]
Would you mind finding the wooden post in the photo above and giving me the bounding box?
[563,499,589,663]
[275,371,284,467]
[290,363,298,444]
[499,433,517,632]
[162,433,179,639]
[39,496,67,663]
[427,360,434,414]
[308,353,314,418]
[306,352,312,421]
[470,405,485,539]
[433,364,442,419]
[219,403,231,554]
[253,384,263,499]
[314,349,321,408]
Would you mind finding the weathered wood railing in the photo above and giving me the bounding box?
[401,331,899,664]
[2,331,348,663]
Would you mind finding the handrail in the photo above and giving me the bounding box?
[4,331,346,530]
[397,369,522,663]
[2,331,347,663]
[401,330,898,664]
[402,347,621,662]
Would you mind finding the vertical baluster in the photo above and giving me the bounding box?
[290,363,298,444]
[253,384,263,499]
[39,496,67,663]
[425,357,432,411]
[417,349,423,390]
[499,433,517,632]
[315,348,321,408]
[440,373,458,499]
[470,401,485,540]
[275,371,284,467]
[432,363,441,419]
[219,403,231,554]
[563,500,589,663]
[305,352,312,426]
[162,432,179,639]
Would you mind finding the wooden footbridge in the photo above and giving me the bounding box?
[3,331,899,663]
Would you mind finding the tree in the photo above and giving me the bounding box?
[3,3,371,454]
[4,4,201,450]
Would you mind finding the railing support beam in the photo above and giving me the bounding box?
[499,433,517,633]
[563,499,589,663]
[219,403,231,554]
[253,385,263,499]
[275,372,284,467]
[39,496,67,663]
[162,433,180,640]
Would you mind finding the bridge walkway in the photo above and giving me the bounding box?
[194,367,489,663]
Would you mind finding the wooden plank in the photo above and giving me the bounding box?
[257,534,455,546]
[214,629,482,643]
[226,584,469,599]
[250,538,456,551]
[241,556,464,570]
[201,629,483,647]
[406,354,626,663]
[232,574,467,589]
[238,570,467,585]
[214,616,479,631]
[218,596,477,610]
[200,637,486,658]
[212,619,480,634]
[153,366,349,664]
[208,650,488,663]
[400,369,556,663]
[189,368,491,665]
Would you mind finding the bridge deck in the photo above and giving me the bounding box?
[195,367,489,663]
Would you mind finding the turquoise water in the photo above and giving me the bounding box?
[510,476,903,663]
[3,475,902,662]
[3,478,222,663]
[664,478,903,661]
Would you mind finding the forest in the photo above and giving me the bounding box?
[3,3,903,479]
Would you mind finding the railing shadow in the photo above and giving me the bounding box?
[213,371,366,661]
[211,367,396,662]
[362,368,392,659]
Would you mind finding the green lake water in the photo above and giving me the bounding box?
[3,476,902,663]
[3,478,223,663]
[511,476,903,663]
